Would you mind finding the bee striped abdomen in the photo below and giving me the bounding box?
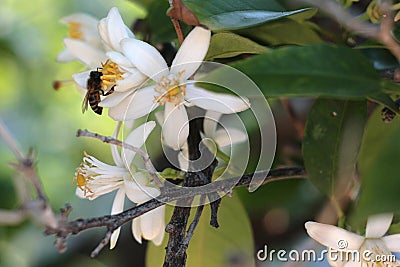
[88,92,103,115]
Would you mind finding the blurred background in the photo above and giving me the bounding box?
[0,0,329,266]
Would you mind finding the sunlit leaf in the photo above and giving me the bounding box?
[145,195,254,267]
[303,99,367,205]
[183,0,311,30]
[205,32,268,60]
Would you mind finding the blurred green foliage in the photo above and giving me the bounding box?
[0,0,148,266]
[3,0,400,266]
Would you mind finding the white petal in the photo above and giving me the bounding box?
[75,187,85,199]
[111,188,125,215]
[100,91,131,108]
[326,247,348,267]
[111,122,124,167]
[170,27,211,80]
[203,110,222,138]
[162,102,189,150]
[214,128,247,148]
[110,188,125,249]
[382,233,400,252]
[98,18,111,50]
[365,213,393,238]
[122,121,156,168]
[107,85,159,121]
[106,7,133,52]
[115,71,148,93]
[110,227,121,250]
[140,206,165,241]
[57,49,76,62]
[72,70,91,89]
[151,226,165,246]
[121,38,169,82]
[107,51,134,68]
[63,38,106,68]
[185,84,250,114]
[305,222,364,250]
[131,217,142,244]
[124,180,160,203]
[60,13,99,28]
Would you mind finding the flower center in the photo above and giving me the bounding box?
[99,60,124,90]
[73,170,93,197]
[154,71,186,106]
[68,22,83,39]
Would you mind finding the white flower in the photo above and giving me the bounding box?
[305,213,400,266]
[67,7,147,93]
[57,12,103,64]
[74,122,165,248]
[101,26,250,150]
[170,110,247,171]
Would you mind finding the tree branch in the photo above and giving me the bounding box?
[0,120,57,228]
[45,166,306,256]
[301,0,400,61]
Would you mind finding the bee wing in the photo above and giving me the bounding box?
[82,91,90,114]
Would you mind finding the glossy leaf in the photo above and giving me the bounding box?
[183,0,311,30]
[360,47,400,70]
[303,99,367,201]
[205,32,268,60]
[199,44,400,99]
[146,195,254,267]
[236,18,321,46]
[351,110,400,223]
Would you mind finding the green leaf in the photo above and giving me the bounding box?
[146,0,191,43]
[359,47,400,70]
[205,32,268,60]
[183,0,311,30]
[214,44,389,98]
[236,18,321,46]
[287,8,318,21]
[368,93,399,114]
[303,99,367,205]
[351,109,400,223]
[145,195,254,267]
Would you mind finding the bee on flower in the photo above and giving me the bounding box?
[101,26,250,150]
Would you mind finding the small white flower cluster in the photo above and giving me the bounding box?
[57,7,250,249]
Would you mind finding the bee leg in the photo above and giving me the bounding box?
[103,85,115,96]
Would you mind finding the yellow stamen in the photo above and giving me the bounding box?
[68,22,83,39]
[73,171,93,197]
[99,60,124,90]
[154,70,187,106]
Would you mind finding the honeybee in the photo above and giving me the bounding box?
[82,70,114,115]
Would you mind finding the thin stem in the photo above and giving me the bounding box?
[171,18,184,44]
[0,119,25,161]
[177,195,206,256]
[91,231,112,258]
[301,0,400,61]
